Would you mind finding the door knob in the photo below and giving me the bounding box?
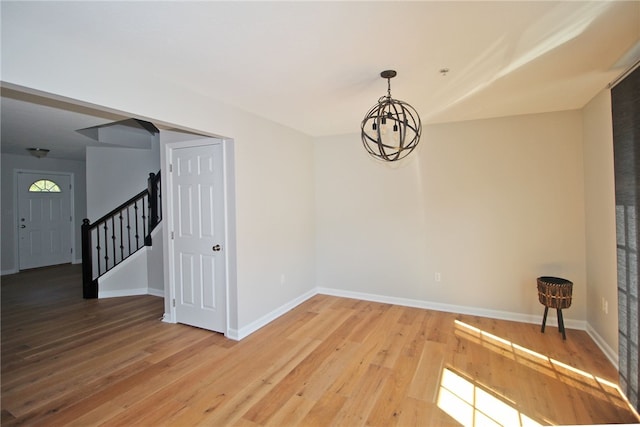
[212,244,221,252]
[20,225,26,229]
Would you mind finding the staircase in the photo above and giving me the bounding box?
[81,172,161,298]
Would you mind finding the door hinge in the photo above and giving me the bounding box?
[171,231,174,240]
[173,298,176,307]
[169,164,173,172]
[70,248,73,253]
[70,216,73,222]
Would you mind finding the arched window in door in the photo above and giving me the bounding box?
[28,179,61,193]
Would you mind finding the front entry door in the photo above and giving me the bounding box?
[17,171,72,270]
[170,142,226,333]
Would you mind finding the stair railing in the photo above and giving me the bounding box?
[81,172,161,298]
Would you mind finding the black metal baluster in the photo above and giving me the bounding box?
[134,201,140,249]
[126,206,132,255]
[111,217,116,268]
[142,197,147,246]
[119,211,124,262]
[103,221,109,271]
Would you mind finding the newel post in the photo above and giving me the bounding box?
[146,173,158,246]
[148,172,158,229]
[81,218,97,299]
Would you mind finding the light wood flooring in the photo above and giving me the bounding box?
[2,264,638,426]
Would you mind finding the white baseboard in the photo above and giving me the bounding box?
[586,323,618,369]
[98,287,165,299]
[98,287,149,298]
[1,268,18,276]
[3,259,80,275]
[316,287,587,331]
[148,288,164,298]
[226,288,317,341]
[93,280,620,371]
[225,286,591,343]
[93,282,625,374]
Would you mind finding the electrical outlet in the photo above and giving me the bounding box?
[604,300,609,314]
[435,272,441,282]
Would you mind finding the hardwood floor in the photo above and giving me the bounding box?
[2,264,638,426]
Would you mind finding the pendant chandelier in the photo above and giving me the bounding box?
[360,70,422,162]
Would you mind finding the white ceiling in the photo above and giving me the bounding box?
[1,88,130,160]
[1,1,639,161]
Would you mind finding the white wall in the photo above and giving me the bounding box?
[98,249,149,298]
[231,118,316,329]
[316,111,587,322]
[85,137,160,221]
[147,224,164,296]
[98,223,164,298]
[314,135,429,297]
[1,153,86,273]
[583,89,619,357]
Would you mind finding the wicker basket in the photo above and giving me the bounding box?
[537,276,573,309]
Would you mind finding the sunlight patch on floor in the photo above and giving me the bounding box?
[438,367,541,427]
[447,319,638,424]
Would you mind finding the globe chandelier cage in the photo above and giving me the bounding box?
[361,70,422,162]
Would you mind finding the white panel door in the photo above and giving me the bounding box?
[17,172,72,270]
[171,143,226,332]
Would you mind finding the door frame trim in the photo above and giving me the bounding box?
[13,169,75,271]
[163,136,234,337]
